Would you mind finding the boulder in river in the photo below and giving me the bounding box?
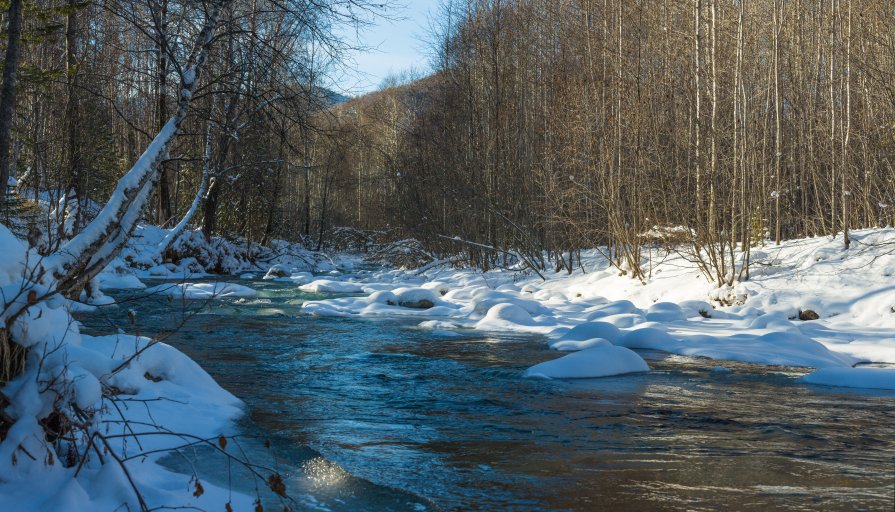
[395,288,439,309]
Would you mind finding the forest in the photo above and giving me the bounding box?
[4,0,894,286]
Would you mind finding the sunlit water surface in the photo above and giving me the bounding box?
[80,277,895,511]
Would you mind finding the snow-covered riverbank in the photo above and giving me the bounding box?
[297,228,895,390]
[0,225,261,511]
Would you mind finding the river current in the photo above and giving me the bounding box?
[80,277,895,511]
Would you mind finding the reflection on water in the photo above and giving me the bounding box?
[80,278,895,511]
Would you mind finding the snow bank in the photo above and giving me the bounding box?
[0,219,253,510]
[0,332,250,512]
[296,228,895,386]
[123,225,334,277]
[614,328,858,368]
[524,342,650,379]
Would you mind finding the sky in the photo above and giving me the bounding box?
[330,1,437,96]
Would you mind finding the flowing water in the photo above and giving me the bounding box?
[80,277,895,511]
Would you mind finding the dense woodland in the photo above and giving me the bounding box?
[3,0,895,286]
[318,0,895,285]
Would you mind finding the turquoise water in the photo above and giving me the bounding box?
[80,278,895,511]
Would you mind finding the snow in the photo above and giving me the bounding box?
[801,367,895,390]
[145,281,258,299]
[119,225,337,279]
[420,281,450,295]
[394,287,440,308]
[98,271,146,290]
[524,342,650,379]
[547,322,622,351]
[475,303,538,329]
[367,290,398,305]
[263,264,313,282]
[299,279,363,293]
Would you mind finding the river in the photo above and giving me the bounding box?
[79,277,895,511]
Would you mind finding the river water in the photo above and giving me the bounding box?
[80,277,895,511]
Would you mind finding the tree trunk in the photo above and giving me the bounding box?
[156,0,173,226]
[0,0,24,214]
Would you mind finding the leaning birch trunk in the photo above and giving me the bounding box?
[25,0,228,303]
[157,131,212,256]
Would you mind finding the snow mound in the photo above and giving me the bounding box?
[679,300,714,318]
[548,321,622,349]
[0,225,27,284]
[299,279,363,293]
[597,313,645,328]
[146,282,258,299]
[421,281,450,295]
[524,342,649,379]
[550,337,613,352]
[262,266,313,284]
[476,303,536,329]
[263,264,291,279]
[394,287,440,308]
[645,302,687,322]
[617,327,679,351]
[748,312,796,330]
[586,300,642,319]
[97,260,146,290]
[366,290,398,305]
[471,291,549,317]
[800,367,895,390]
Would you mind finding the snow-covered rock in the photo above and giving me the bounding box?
[800,367,895,390]
[586,300,642,319]
[367,290,398,305]
[550,337,613,352]
[263,264,291,278]
[548,321,622,349]
[395,287,439,308]
[421,281,450,296]
[299,279,363,293]
[645,302,687,322]
[299,280,355,293]
[146,282,258,299]
[524,342,650,379]
[475,303,536,329]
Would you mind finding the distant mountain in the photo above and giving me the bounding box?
[320,88,350,106]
